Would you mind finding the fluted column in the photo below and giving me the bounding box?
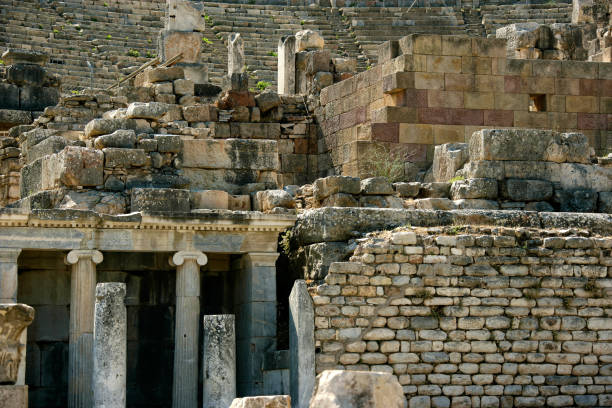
[66,250,103,408]
[0,248,21,303]
[170,251,207,408]
[235,252,279,396]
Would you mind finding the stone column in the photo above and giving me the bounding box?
[289,280,315,408]
[235,252,279,396]
[170,251,207,408]
[93,283,126,408]
[228,33,245,76]
[0,249,21,303]
[278,35,296,95]
[203,315,236,408]
[66,250,103,408]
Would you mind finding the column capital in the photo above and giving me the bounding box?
[65,250,103,265]
[243,252,279,267]
[170,251,207,267]
[0,248,21,263]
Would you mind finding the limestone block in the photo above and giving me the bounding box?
[103,148,147,168]
[414,198,456,210]
[1,49,48,66]
[378,41,400,64]
[182,139,278,170]
[289,280,314,408]
[450,178,498,200]
[558,163,612,191]
[309,370,404,408]
[295,30,324,52]
[254,190,295,212]
[84,118,137,139]
[419,182,451,198]
[313,176,361,201]
[554,189,598,212]
[496,23,542,55]
[0,109,32,127]
[26,136,67,164]
[524,201,554,212]
[6,64,46,87]
[229,396,290,408]
[503,179,553,201]
[93,129,136,149]
[469,129,590,164]
[433,143,469,182]
[331,58,356,73]
[321,193,359,208]
[255,91,282,113]
[126,102,171,120]
[19,86,60,111]
[58,191,127,215]
[42,146,103,188]
[135,67,185,86]
[229,195,250,211]
[599,191,612,213]
[572,0,595,23]
[159,30,202,64]
[203,315,236,408]
[453,199,499,210]
[191,190,230,210]
[394,182,420,198]
[228,33,245,76]
[154,135,182,153]
[173,79,194,96]
[361,177,394,195]
[0,84,19,110]
[166,0,205,31]
[182,105,218,122]
[0,304,35,384]
[130,188,190,213]
[0,385,28,408]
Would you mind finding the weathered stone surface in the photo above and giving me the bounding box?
[599,191,612,213]
[1,49,48,66]
[496,22,542,52]
[0,109,31,127]
[470,129,590,164]
[182,139,279,170]
[255,91,282,113]
[191,190,230,210]
[58,191,127,215]
[159,30,201,64]
[154,135,182,153]
[103,148,147,168]
[203,315,236,408]
[415,197,455,210]
[313,176,361,201]
[0,304,35,384]
[290,280,315,408]
[26,136,67,164]
[84,118,137,139]
[453,199,499,210]
[395,182,421,198]
[93,283,126,408]
[504,179,553,201]
[254,190,295,212]
[93,129,136,149]
[554,189,598,212]
[136,67,184,85]
[450,178,498,200]
[182,105,218,122]
[6,64,47,87]
[278,35,296,95]
[0,385,28,408]
[126,102,170,120]
[42,146,104,188]
[131,188,190,213]
[419,182,451,198]
[322,193,359,208]
[361,177,394,195]
[309,370,404,408]
[295,30,325,52]
[433,143,469,183]
[228,33,245,76]
[572,0,594,23]
[166,0,206,31]
[229,396,290,408]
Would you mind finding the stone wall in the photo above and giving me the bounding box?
[310,223,612,407]
[315,34,612,179]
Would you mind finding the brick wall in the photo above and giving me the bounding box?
[312,227,612,407]
[316,34,612,178]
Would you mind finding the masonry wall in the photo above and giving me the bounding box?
[316,34,612,178]
[311,227,612,407]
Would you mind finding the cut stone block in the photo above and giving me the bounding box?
[254,190,295,212]
[203,315,236,408]
[135,67,184,86]
[126,102,171,120]
[450,178,498,200]
[182,139,279,170]
[191,190,230,210]
[229,396,290,408]
[93,130,136,149]
[313,176,361,201]
[0,385,28,408]
[289,280,314,408]
[182,105,218,122]
[130,188,190,213]
[504,179,553,201]
[295,29,324,52]
[159,30,202,64]
[322,193,359,208]
[360,177,394,195]
[42,146,104,188]
[1,49,48,66]
[433,143,469,182]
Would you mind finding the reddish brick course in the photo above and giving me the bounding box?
[484,110,514,127]
[372,123,399,142]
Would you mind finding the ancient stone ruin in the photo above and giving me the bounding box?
[0,0,612,407]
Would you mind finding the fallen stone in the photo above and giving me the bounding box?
[295,29,325,52]
[173,79,194,96]
[0,304,35,384]
[135,66,184,86]
[182,105,218,122]
[154,135,182,153]
[322,193,359,207]
[394,182,421,198]
[126,102,170,120]
[419,182,451,198]
[309,370,404,408]
[313,176,361,202]
[84,118,137,139]
[103,148,147,168]
[496,22,543,54]
[191,190,230,210]
[93,129,136,149]
[26,136,66,164]
[361,177,394,195]
[414,198,456,210]
[1,49,48,66]
[229,396,290,408]
[58,191,127,215]
[433,143,469,182]
[504,179,553,201]
[255,91,282,113]
[254,190,295,212]
[42,146,103,188]
[450,178,498,200]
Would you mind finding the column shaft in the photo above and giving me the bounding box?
[0,248,21,303]
[171,251,207,408]
[203,314,236,408]
[93,282,126,408]
[67,250,103,408]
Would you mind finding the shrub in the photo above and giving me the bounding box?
[145,51,155,58]
[201,37,213,45]
[363,143,407,183]
[256,81,271,91]
[127,49,140,57]
[268,51,277,57]
[106,34,112,39]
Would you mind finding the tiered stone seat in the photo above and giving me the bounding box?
[480,3,572,36]
[340,7,468,66]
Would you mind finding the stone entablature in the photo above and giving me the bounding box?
[316,34,612,179]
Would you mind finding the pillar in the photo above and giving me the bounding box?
[0,248,21,303]
[235,252,279,396]
[228,33,244,76]
[202,315,236,408]
[289,280,315,408]
[170,251,207,408]
[66,250,103,408]
[278,35,296,95]
[93,283,126,408]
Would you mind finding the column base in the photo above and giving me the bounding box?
[0,385,28,408]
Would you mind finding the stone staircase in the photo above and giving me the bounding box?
[463,8,487,37]
[340,6,469,66]
[481,3,573,36]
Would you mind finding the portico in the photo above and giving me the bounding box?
[0,208,295,408]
